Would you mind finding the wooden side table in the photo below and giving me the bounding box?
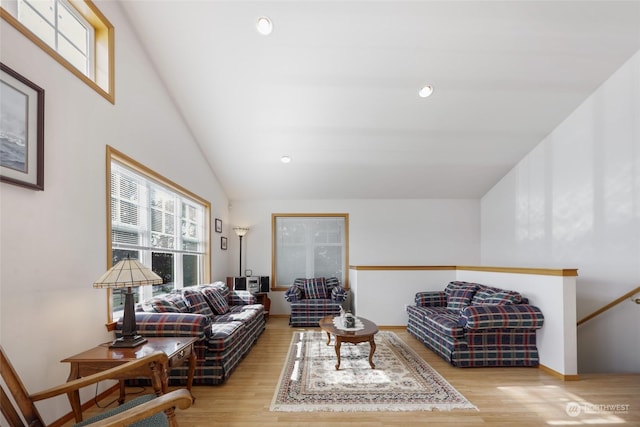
[253,292,271,320]
[61,336,197,423]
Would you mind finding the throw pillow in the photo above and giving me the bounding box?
[200,286,230,314]
[181,289,215,320]
[164,292,191,312]
[484,290,523,305]
[446,285,478,312]
[142,297,182,313]
[303,278,328,299]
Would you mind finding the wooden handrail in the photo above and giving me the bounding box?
[577,286,640,326]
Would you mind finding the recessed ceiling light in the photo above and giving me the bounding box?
[419,85,434,98]
[281,155,291,164]
[256,16,273,35]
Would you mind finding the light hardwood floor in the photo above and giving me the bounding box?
[81,317,639,426]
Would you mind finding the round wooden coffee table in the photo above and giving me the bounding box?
[318,315,379,370]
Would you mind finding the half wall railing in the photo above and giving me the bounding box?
[576,286,640,326]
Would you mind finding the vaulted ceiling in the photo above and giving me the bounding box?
[119,0,640,200]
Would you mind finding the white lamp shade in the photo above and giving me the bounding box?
[233,227,249,237]
[93,258,163,288]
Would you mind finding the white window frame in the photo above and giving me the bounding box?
[271,213,349,290]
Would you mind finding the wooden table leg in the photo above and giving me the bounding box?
[118,380,126,404]
[65,362,83,423]
[368,336,376,369]
[334,338,342,370]
[186,345,196,403]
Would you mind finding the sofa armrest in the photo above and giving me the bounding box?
[284,286,302,302]
[414,291,447,307]
[229,290,256,305]
[116,313,210,339]
[331,286,348,302]
[460,305,544,330]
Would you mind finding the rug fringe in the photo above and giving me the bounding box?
[270,402,478,412]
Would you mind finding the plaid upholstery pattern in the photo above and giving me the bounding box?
[407,282,543,368]
[446,285,478,312]
[484,290,523,305]
[181,288,215,320]
[331,285,348,302]
[460,305,544,330]
[74,394,168,427]
[415,291,447,307]
[199,286,230,314]
[289,299,343,327]
[303,278,328,299]
[285,277,348,326]
[284,286,302,302]
[123,313,210,339]
[123,286,265,385]
[228,290,256,306]
[142,291,191,313]
[325,277,340,291]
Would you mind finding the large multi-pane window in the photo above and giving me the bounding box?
[108,148,210,322]
[272,214,349,289]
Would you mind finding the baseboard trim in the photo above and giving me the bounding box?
[49,383,120,427]
[539,364,580,381]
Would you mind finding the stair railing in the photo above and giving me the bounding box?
[577,286,640,326]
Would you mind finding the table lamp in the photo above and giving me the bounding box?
[93,256,163,348]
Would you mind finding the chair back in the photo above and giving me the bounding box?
[1,345,45,427]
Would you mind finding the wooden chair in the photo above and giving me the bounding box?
[1,346,192,427]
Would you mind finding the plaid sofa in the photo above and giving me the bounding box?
[284,277,348,327]
[117,282,265,385]
[406,281,544,367]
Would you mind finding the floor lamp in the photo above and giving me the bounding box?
[93,256,163,348]
[233,227,249,277]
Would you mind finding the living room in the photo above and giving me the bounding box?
[1,1,639,425]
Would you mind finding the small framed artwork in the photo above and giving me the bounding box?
[0,63,45,190]
[221,236,227,250]
[215,218,222,233]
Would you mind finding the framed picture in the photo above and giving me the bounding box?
[221,236,227,250]
[215,218,222,233]
[0,63,45,190]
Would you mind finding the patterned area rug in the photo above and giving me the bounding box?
[270,330,477,412]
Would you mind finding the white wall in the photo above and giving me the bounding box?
[228,199,480,315]
[350,267,577,376]
[455,269,577,377]
[0,1,230,423]
[481,51,640,373]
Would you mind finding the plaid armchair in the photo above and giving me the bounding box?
[284,277,348,327]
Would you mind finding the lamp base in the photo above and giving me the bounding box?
[109,335,148,348]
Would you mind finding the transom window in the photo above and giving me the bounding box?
[18,0,94,77]
[107,146,211,325]
[272,213,349,290]
[1,0,115,102]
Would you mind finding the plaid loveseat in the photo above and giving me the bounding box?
[406,281,544,367]
[284,277,348,327]
[117,282,265,385]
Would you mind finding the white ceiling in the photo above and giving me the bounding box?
[118,1,640,201]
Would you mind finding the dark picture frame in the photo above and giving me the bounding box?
[0,63,45,190]
[215,218,222,233]
[221,236,227,250]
